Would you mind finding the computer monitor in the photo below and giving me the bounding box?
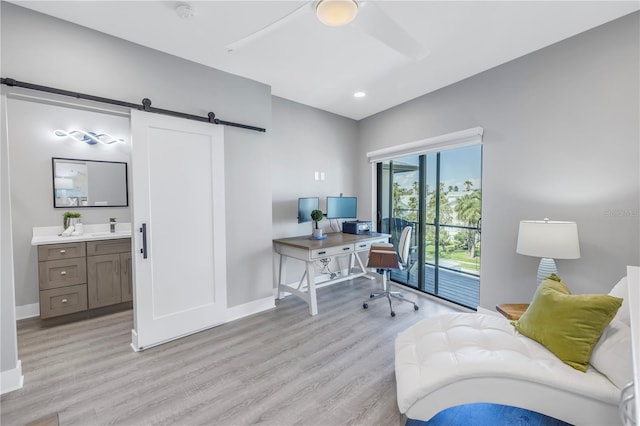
[326,196,357,219]
[298,197,319,223]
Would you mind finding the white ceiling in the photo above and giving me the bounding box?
[10,1,639,120]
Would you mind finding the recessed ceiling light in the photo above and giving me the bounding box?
[353,91,366,98]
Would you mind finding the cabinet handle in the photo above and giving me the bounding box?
[61,298,68,304]
[342,247,350,251]
[60,249,66,254]
[60,271,67,275]
[318,251,326,255]
[359,244,366,248]
[115,261,119,274]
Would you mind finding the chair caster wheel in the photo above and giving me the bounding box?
[414,305,419,311]
[390,311,396,317]
[363,303,368,309]
[369,294,375,298]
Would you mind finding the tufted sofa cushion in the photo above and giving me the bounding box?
[395,313,620,416]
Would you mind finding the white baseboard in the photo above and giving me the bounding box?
[17,298,277,322]
[226,296,275,322]
[1,360,24,395]
[16,303,39,320]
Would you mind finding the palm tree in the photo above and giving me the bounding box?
[428,182,452,224]
[392,182,412,218]
[454,190,481,257]
[464,180,473,191]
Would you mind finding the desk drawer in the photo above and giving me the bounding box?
[311,244,353,259]
[39,284,88,319]
[354,238,389,252]
[39,258,87,290]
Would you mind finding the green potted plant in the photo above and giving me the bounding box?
[310,209,324,238]
[63,211,81,229]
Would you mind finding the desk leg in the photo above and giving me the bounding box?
[305,261,318,316]
[355,252,376,280]
[277,254,288,299]
[348,253,356,276]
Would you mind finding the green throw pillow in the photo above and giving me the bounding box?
[512,276,622,372]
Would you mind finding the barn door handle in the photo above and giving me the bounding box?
[140,223,148,259]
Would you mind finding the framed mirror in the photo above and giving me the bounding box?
[52,157,128,208]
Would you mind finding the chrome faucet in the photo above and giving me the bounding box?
[110,218,117,233]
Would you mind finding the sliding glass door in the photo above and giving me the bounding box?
[379,156,420,287]
[377,145,482,308]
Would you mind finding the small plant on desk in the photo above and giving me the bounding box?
[311,209,324,238]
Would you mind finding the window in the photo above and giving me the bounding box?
[370,128,483,308]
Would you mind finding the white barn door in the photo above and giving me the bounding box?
[130,110,226,351]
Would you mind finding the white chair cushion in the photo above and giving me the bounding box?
[395,313,620,415]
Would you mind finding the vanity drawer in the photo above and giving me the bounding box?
[39,284,88,319]
[86,238,131,256]
[38,258,87,290]
[311,244,354,259]
[38,242,86,261]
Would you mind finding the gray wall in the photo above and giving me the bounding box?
[357,12,640,309]
[271,96,359,282]
[1,3,273,310]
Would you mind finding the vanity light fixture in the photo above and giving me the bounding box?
[54,129,125,145]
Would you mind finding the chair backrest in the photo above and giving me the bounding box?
[398,226,412,264]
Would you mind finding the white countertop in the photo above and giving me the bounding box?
[31,223,132,246]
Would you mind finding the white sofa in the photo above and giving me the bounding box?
[395,278,633,425]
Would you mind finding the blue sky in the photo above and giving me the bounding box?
[393,145,482,192]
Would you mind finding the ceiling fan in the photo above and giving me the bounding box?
[224,0,428,61]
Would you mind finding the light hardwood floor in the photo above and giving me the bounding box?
[2,278,459,425]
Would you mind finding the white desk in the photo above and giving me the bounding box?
[273,232,390,315]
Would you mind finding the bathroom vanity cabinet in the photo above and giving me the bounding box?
[38,242,89,318]
[37,237,132,319]
[87,239,132,308]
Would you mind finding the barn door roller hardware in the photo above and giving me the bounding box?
[1,77,266,133]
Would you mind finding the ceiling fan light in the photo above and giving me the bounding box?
[316,0,358,27]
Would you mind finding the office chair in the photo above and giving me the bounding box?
[363,226,419,317]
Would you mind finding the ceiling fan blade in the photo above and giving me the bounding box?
[354,2,428,61]
[225,2,314,53]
